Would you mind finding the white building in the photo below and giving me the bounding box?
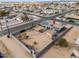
[71,36,79,58]
[75,37,79,46]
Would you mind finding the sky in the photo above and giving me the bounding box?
[0,0,79,2]
[0,0,52,2]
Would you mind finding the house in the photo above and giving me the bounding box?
[70,36,79,58]
[75,37,79,46]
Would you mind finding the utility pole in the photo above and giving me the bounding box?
[4,17,10,38]
[0,21,3,36]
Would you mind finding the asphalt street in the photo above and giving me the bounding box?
[0,9,78,36]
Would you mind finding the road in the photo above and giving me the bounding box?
[22,9,79,26]
[18,9,75,18]
[23,9,79,26]
[0,9,78,36]
[0,19,47,35]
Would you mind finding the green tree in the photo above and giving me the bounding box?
[56,37,68,47]
[0,10,9,16]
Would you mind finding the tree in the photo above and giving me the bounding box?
[56,37,68,47]
[21,15,29,21]
[21,32,29,40]
[0,10,9,16]
[55,3,58,6]
[18,14,29,21]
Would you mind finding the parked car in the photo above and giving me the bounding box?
[55,26,66,33]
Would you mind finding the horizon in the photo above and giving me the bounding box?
[0,0,79,2]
